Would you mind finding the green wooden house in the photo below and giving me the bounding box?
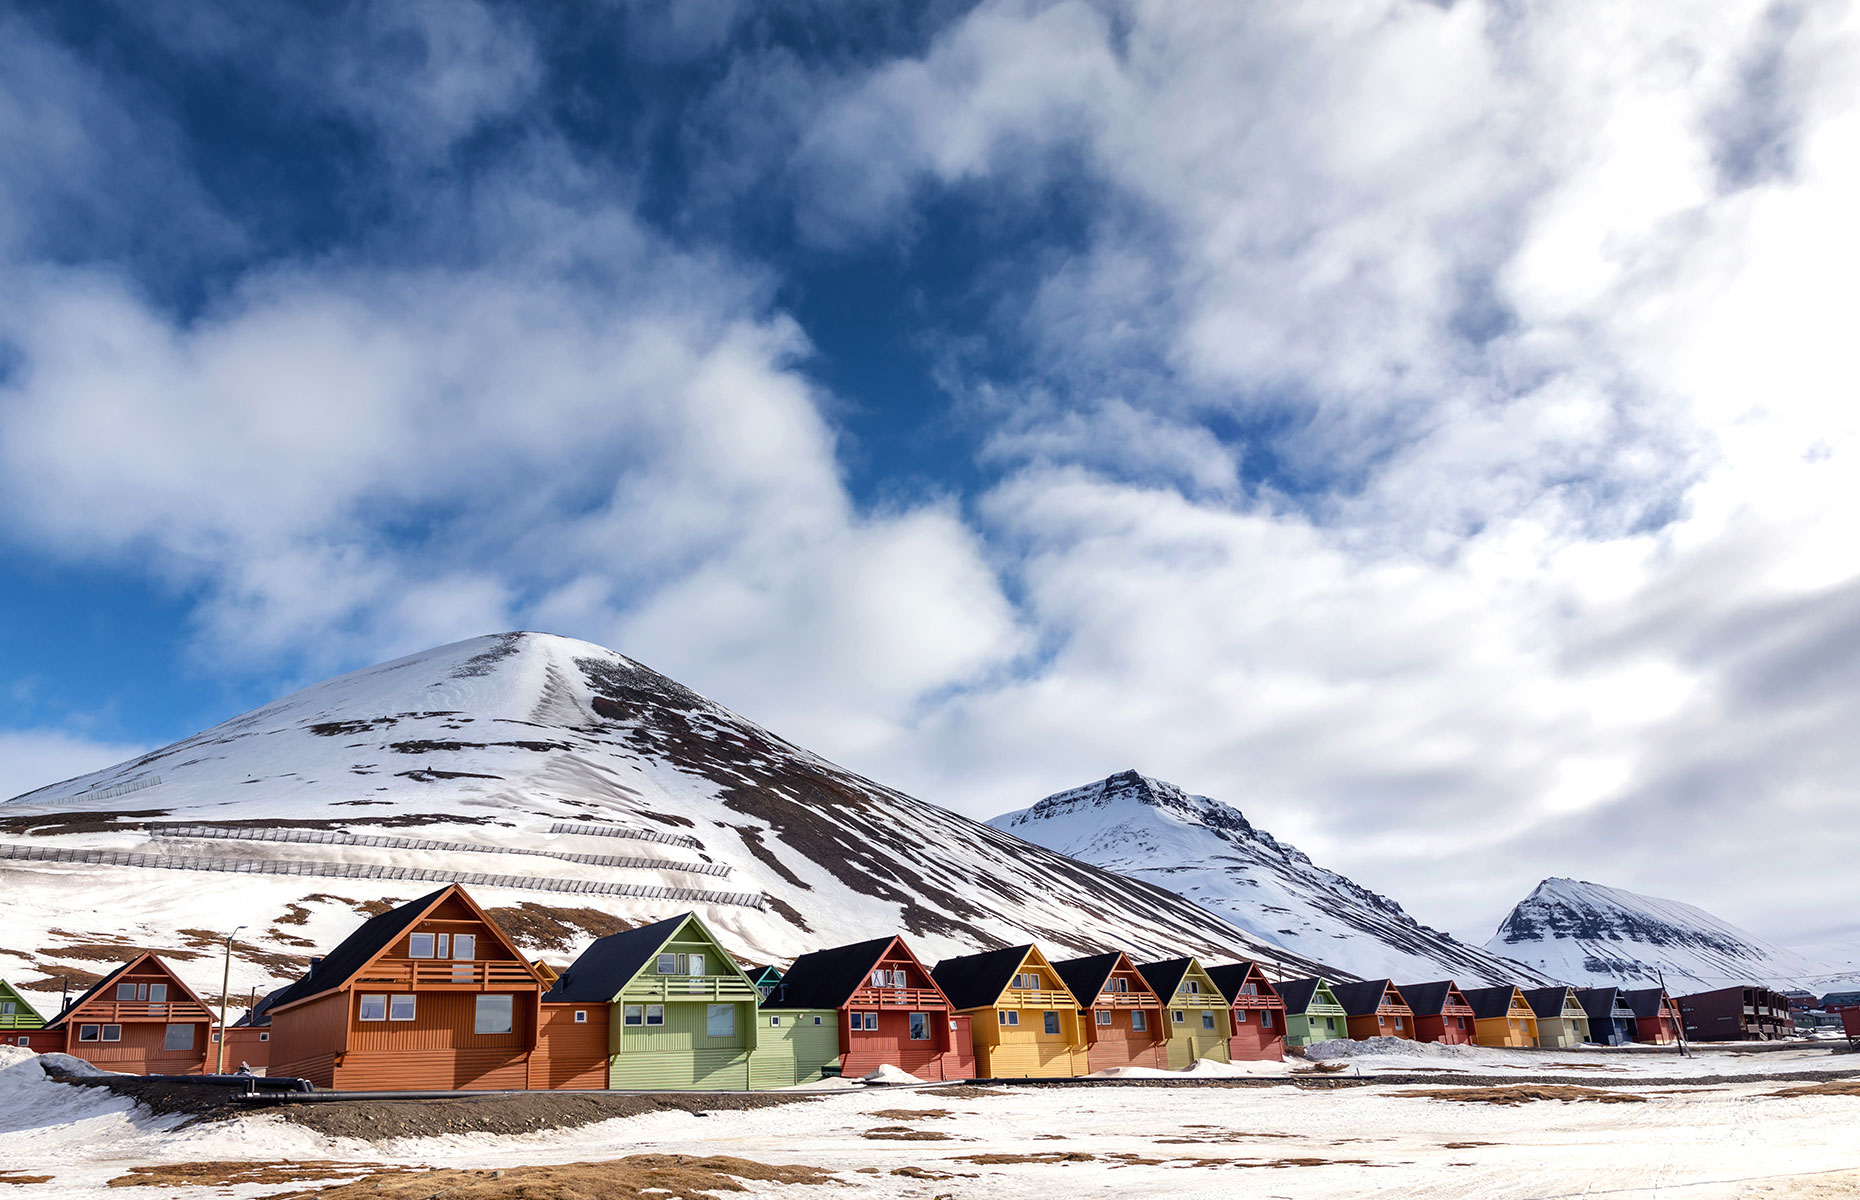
[543,913,834,1091]
[0,980,47,1032]
[1276,977,1349,1048]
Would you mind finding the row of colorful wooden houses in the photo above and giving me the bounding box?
[0,883,1726,1090]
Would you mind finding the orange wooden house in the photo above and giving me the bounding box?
[1397,981,1477,1044]
[771,935,974,1081]
[267,884,553,1090]
[1331,979,1415,1041]
[1460,984,1539,1047]
[1053,952,1168,1072]
[1205,961,1286,1061]
[30,953,215,1075]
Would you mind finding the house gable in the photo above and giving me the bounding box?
[46,953,213,1031]
[0,979,47,1029]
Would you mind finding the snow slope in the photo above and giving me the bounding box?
[0,633,1333,1015]
[987,771,1546,985]
[1486,877,1860,992]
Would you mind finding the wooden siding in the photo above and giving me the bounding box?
[268,992,349,1087]
[958,948,1087,1079]
[532,1003,609,1090]
[51,956,215,1077]
[608,999,759,1090]
[0,982,45,1030]
[1083,1007,1168,1073]
[1157,960,1232,1069]
[1412,1011,1476,1045]
[219,1026,272,1073]
[1227,1004,1285,1062]
[63,1019,213,1076]
[841,1009,972,1081]
[749,1009,840,1089]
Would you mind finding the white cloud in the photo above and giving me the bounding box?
[0,731,152,803]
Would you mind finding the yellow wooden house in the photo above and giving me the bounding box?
[1136,957,1234,1069]
[931,945,1088,1078]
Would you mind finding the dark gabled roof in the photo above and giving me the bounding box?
[234,984,292,1028]
[932,945,1034,1012]
[1521,986,1580,1019]
[1276,977,1327,1013]
[1573,986,1628,1024]
[268,886,450,1013]
[769,937,896,1010]
[1396,981,1463,1016]
[1460,985,1527,1020]
[1625,987,1673,1018]
[543,912,695,1004]
[1135,958,1193,1001]
[1052,953,1125,1006]
[45,956,141,1030]
[1205,962,1278,1006]
[1329,979,1401,1017]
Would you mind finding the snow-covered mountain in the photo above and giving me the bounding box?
[1487,877,1859,993]
[0,633,1335,1013]
[987,771,1546,986]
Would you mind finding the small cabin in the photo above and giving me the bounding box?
[1053,952,1168,1072]
[1205,961,1286,1062]
[1460,985,1539,1048]
[932,945,1088,1079]
[544,912,768,1090]
[1135,957,1233,1069]
[1575,986,1639,1045]
[1331,979,1414,1041]
[1522,987,1592,1048]
[772,935,972,1082]
[1625,987,1683,1044]
[1276,977,1349,1047]
[268,884,551,1090]
[34,953,215,1075]
[0,980,47,1039]
[1397,981,1476,1045]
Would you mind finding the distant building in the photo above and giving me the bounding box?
[1676,985,1792,1042]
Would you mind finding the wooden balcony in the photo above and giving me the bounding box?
[1232,994,1282,1010]
[633,975,756,1001]
[1004,989,1074,1008]
[1093,992,1157,1009]
[0,1015,45,1029]
[849,986,949,1009]
[351,959,541,992]
[70,1001,214,1023]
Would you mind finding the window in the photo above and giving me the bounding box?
[646,1005,664,1026]
[1172,1010,1185,1025]
[1015,972,1043,990]
[16,1037,27,1047]
[0,1001,12,1015]
[999,1010,1019,1026]
[1096,1010,1112,1026]
[434,933,450,958]
[1235,1009,1246,1024]
[389,995,416,1021]
[707,1004,735,1038]
[259,1032,270,1042]
[689,953,705,977]
[102,1025,122,1042]
[79,1024,99,1042]
[474,995,514,1035]
[1324,1016,1336,1031]
[574,1010,588,1024]
[657,953,679,975]
[1261,1011,1274,1029]
[813,1016,822,1025]
[1242,983,1257,995]
[1394,1017,1405,1031]
[910,1013,930,1041]
[871,970,885,987]
[116,983,137,1001]
[624,1005,643,1026]
[359,995,388,1022]
[149,984,167,1004]
[1130,1011,1147,1032]
[163,1023,194,1051]
[1043,1011,1060,1035]
[1378,1016,1387,1027]
[1185,980,1200,995]
[863,1012,879,1031]
[1201,1012,1216,1031]
[770,1015,782,1027]
[409,933,436,958]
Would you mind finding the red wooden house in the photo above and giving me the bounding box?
[220,985,286,1074]
[1331,979,1415,1041]
[1053,952,1168,1072]
[1205,961,1286,1061]
[31,953,215,1075]
[1625,987,1684,1044]
[1397,981,1477,1044]
[771,936,973,1081]
[267,884,551,1090]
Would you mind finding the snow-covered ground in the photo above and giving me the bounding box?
[6,1045,1858,1199]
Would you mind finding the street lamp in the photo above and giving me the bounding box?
[215,926,246,1075]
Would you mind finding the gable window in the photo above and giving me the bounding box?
[1261,1011,1274,1029]
[452,935,475,960]
[1172,1010,1185,1025]
[1241,983,1257,995]
[645,1005,664,1026]
[998,1010,1019,1026]
[410,933,436,958]
[149,984,167,1004]
[871,970,885,987]
[1185,980,1200,995]
[706,1004,735,1038]
[474,995,514,1035]
[910,1013,930,1040]
[116,983,137,1001]
[0,1001,12,1015]
[1130,1011,1148,1032]
[359,995,388,1021]
[1108,978,1128,993]
[1096,1010,1112,1026]
[657,953,679,975]
[624,1005,643,1026]
[389,995,416,1021]
[689,953,706,977]
[163,1023,194,1051]
[1201,1012,1216,1031]
[574,1010,588,1024]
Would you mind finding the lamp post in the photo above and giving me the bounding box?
[216,926,246,1075]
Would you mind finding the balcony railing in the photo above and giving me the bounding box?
[1004,989,1075,1008]
[1094,992,1158,1009]
[633,975,755,1001]
[352,959,541,991]
[1232,994,1282,1010]
[848,986,949,1009]
[0,1015,45,1029]
[68,1001,214,1023]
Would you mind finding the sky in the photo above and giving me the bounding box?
[2,0,1857,958]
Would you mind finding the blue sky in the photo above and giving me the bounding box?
[3,0,1857,953]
